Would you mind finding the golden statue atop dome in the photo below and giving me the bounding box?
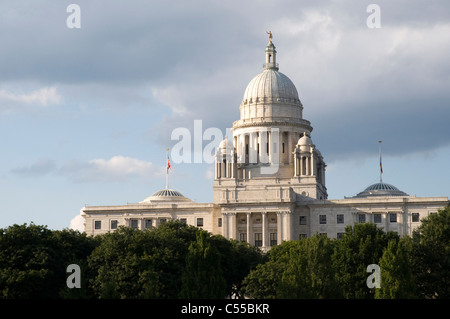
[266,31,273,44]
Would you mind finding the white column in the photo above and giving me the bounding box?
[230,213,237,240]
[259,129,268,164]
[399,211,404,236]
[284,211,292,241]
[277,212,283,244]
[222,212,229,239]
[240,134,245,164]
[300,156,304,176]
[230,151,235,178]
[293,151,298,176]
[262,212,268,249]
[384,212,389,232]
[249,132,257,164]
[306,155,310,176]
[246,212,252,244]
[288,132,293,164]
[310,148,315,176]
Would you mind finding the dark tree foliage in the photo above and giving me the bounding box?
[0,223,98,298]
[87,221,264,299]
[332,223,399,299]
[411,205,450,299]
[1,208,449,299]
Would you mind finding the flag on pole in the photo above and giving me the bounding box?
[166,148,172,172]
[378,141,383,175]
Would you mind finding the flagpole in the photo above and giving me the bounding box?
[166,148,169,190]
[378,141,383,183]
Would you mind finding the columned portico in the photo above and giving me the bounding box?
[221,209,292,249]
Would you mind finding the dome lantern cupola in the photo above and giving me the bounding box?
[264,31,278,71]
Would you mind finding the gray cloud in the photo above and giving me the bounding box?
[11,156,164,183]
[11,158,57,177]
[1,0,449,162]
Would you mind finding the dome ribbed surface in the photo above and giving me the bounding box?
[354,182,409,198]
[151,189,184,197]
[242,69,300,105]
[140,188,192,203]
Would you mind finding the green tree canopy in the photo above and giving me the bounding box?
[180,230,227,298]
[376,237,416,299]
[332,223,399,299]
[411,205,450,298]
[0,223,98,298]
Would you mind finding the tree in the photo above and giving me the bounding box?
[376,237,416,299]
[332,223,398,299]
[209,235,265,298]
[88,222,200,299]
[180,230,227,298]
[241,260,284,299]
[242,236,338,299]
[278,234,338,298]
[411,206,450,298]
[0,224,98,299]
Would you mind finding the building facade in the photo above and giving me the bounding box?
[82,38,448,249]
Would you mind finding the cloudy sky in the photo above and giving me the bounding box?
[0,0,449,230]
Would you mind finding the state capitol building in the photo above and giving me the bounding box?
[82,36,449,249]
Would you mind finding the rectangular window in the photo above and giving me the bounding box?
[299,233,307,240]
[270,233,277,246]
[144,219,152,228]
[179,218,187,225]
[254,233,262,247]
[412,213,420,222]
[374,214,382,223]
[358,213,366,223]
[197,218,204,227]
[337,214,344,224]
[319,215,327,224]
[94,220,101,230]
[218,218,222,227]
[337,232,344,240]
[240,233,247,242]
[299,216,307,225]
[111,220,118,230]
[130,219,138,229]
[159,218,167,225]
[389,213,397,223]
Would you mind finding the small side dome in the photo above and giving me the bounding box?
[296,132,313,151]
[218,137,234,150]
[297,132,312,146]
[354,182,409,198]
[140,188,193,203]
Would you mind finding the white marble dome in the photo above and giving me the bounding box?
[237,40,304,124]
[242,69,301,106]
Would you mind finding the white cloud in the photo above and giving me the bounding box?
[0,86,61,107]
[152,86,188,115]
[60,155,164,183]
[69,211,85,232]
[205,166,214,180]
